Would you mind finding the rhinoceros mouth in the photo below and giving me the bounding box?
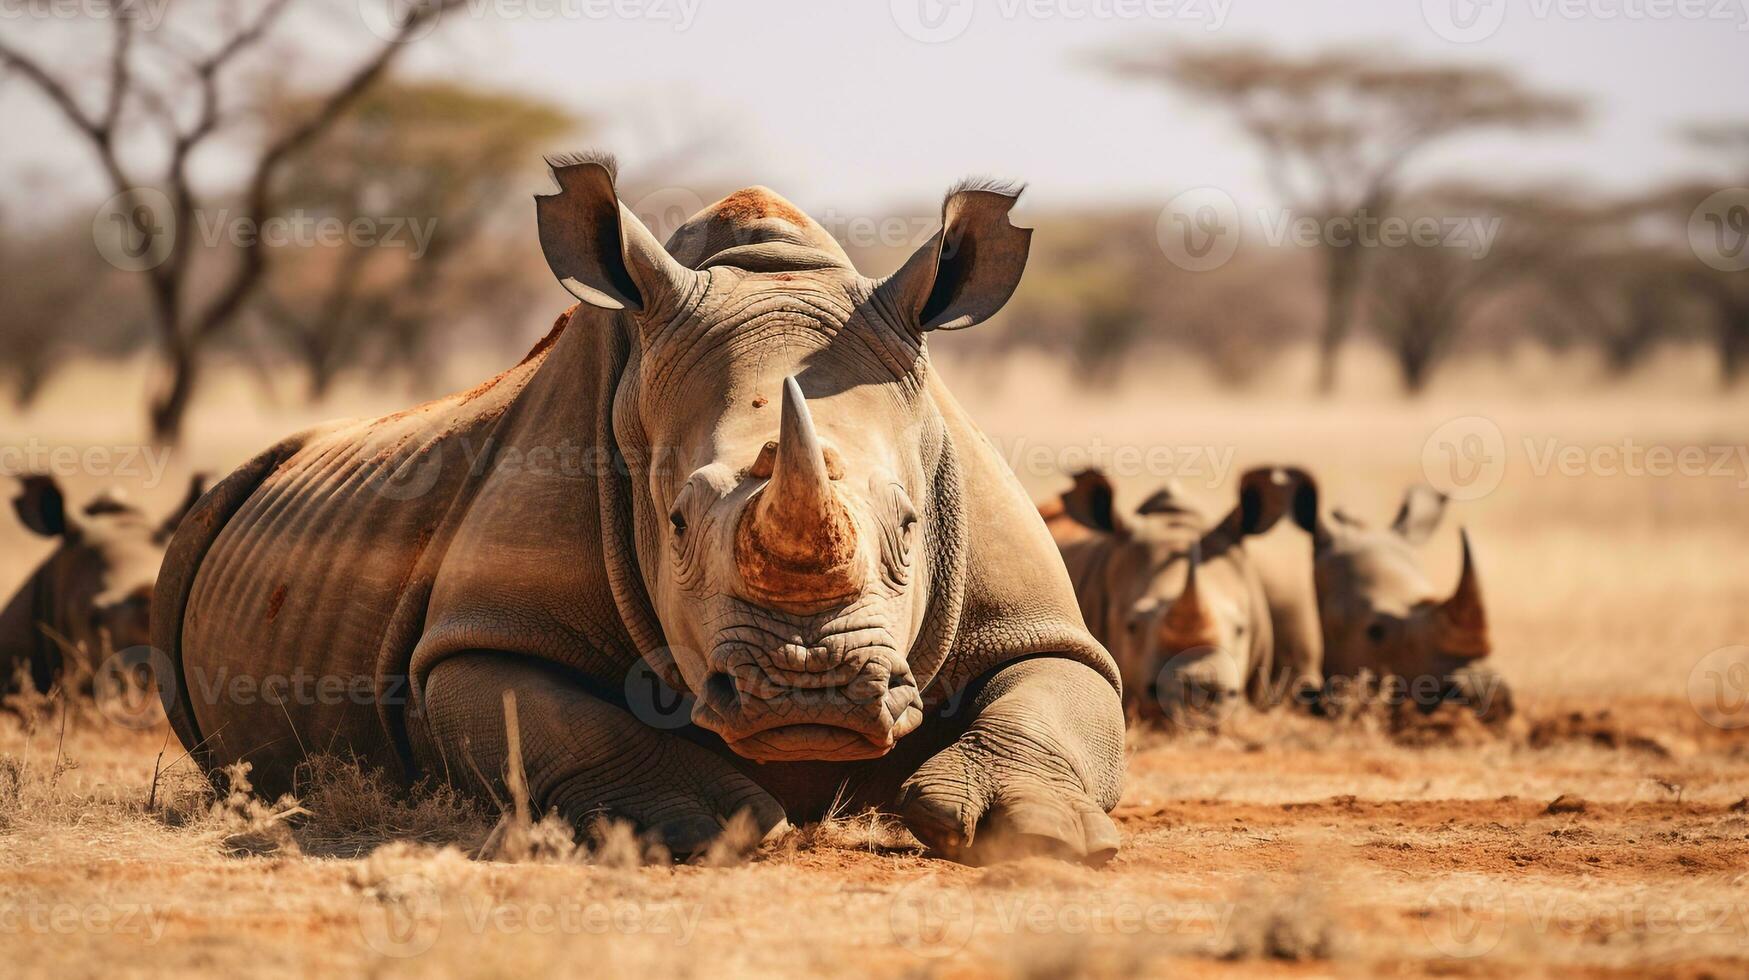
[724,724,901,763]
[691,663,926,762]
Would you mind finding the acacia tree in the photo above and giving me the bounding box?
[1103,44,1582,392]
[1367,189,1572,393]
[0,0,463,443]
[1664,125,1749,386]
[252,80,577,399]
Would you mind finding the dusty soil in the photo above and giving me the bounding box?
[3,692,1746,979]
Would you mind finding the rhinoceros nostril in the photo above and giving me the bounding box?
[705,672,738,707]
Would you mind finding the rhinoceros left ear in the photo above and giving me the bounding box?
[880,179,1031,333]
[1059,469,1123,535]
[535,152,699,314]
[13,474,69,538]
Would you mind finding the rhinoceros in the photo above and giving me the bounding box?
[2,474,203,692]
[154,156,1125,863]
[1301,485,1511,721]
[1040,466,1318,722]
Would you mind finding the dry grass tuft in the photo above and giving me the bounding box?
[209,761,307,856]
[295,753,493,857]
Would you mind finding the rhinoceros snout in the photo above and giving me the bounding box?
[692,647,925,762]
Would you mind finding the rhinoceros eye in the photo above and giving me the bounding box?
[669,510,688,535]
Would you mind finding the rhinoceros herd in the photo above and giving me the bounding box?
[1,157,1509,865]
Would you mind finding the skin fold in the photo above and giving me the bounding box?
[154,157,1126,864]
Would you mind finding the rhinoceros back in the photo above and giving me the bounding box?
[159,363,539,793]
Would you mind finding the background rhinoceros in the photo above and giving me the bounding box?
[1301,485,1513,722]
[2,474,203,693]
[154,156,1125,864]
[1042,466,1319,723]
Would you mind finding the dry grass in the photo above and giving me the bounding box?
[2,348,1747,977]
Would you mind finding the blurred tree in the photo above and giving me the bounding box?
[0,212,145,407]
[252,80,577,399]
[1528,196,1700,379]
[1367,189,1565,393]
[1102,43,1582,392]
[1661,125,1749,387]
[0,0,463,442]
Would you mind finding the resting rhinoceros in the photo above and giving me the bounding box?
[2,474,203,692]
[1302,485,1511,721]
[154,156,1125,863]
[1040,466,1318,722]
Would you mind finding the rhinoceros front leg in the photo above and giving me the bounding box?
[896,656,1126,865]
[421,653,787,855]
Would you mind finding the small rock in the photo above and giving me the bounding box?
[1545,794,1588,815]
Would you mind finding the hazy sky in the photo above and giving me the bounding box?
[3,0,1746,220]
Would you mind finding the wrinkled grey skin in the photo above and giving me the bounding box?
[1042,467,1318,723]
[1305,486,1511,722]
[2,475,203,692]
[155,157,1126,864]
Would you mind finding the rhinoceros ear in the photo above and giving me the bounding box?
[535,153,698,314]
[1216,466,1320,542]
[1390,485,1449,546]
[1059,469,1123,535]
[880,179,1031,333]
[13,474,68,538]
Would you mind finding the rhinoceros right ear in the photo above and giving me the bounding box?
[1390,485,1449,546]
[1217,466,1320,541]
[880,179,1031,333]
[13,474,68,538]
[535,153,698,313]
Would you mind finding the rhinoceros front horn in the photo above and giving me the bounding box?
[1161,548,1215,645]
[735,377,860,611]
[1433,529,1490,658]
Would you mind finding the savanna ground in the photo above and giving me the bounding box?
[3,343,1748,978]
